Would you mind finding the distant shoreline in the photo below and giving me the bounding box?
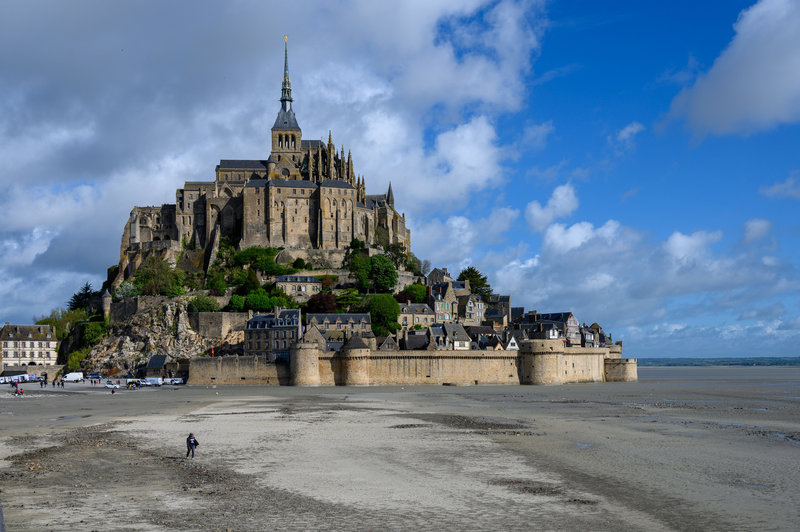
[637,356,800,367]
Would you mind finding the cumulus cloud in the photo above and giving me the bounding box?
[486,215,800,355]
[525,183,578,231]
[0,0,547,321]
[759,174,800,199]
[669,0,800,136]
[410,206,520,269]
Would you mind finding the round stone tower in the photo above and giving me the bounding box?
[339,335,370,386]
[291,341,321,386]
[101,289,112,320]
[530,339,565,385]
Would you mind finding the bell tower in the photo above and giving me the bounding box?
[270,35,302,180]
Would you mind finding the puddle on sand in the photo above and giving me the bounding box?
[575,442,593,449]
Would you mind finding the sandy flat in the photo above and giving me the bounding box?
[0,367,798,531]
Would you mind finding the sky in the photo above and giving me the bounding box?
[1,0,799,357]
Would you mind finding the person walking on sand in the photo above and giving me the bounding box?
[186,433,199,459]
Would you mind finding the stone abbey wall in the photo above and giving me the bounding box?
[187,338,637,387]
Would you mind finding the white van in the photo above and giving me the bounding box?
[144,377,163,386]
[63,372,84,382]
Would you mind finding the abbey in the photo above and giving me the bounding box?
[117,40,410,281]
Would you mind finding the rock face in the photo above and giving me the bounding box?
[85,298,243,373]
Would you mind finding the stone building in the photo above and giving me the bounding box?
[0,323,58,368]
[116,39,410,285]
[306,313,372,336]
[274,275,321,302]
[244,308,302,362]
[398,303,435,329]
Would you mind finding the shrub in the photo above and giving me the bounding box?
[227,294,245,312]
[187,294,220,313]
[292,257,307,269]
[370,255,398,293]
[114,281,140,300]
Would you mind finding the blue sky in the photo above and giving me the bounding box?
[1,0,799,357]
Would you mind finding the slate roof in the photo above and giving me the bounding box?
[273,107,300,130]
[400,303,434,315]
[536,312,574,324]
[343,335,369,350]
[275,275,321,283]
[146,354,167,370]
[266,179,318,189]
[308,313,371,324]
[443,323,470,342]
[300,139,324,149]
[247,309,301,329]
[402,334,429,351]
[0,324,56,341]
[218,160,269,170]
[319,179,355,189]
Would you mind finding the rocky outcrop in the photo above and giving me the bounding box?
[84,297,243,373]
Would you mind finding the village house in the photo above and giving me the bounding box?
[428,282,458,323]
[244,308,302,362]
[456,293,485,326]
[274,275,321,302]
[0,323,58,368]
[398,303,435,329]
[306,313,372,335]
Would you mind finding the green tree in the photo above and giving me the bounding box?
[349,252,371,292]
[395,283,426,304]
[227,294,245,312]
[205,269,227,296]
[384,243,407,269]
[457,266,492,303]
[359,294,401,337]
[306,292,338,314]
[245,288,274,312]
[336,288,361,311]
[292,257,307,269]
[369,255,398,293]
[187,294,220,313]
[241,268,261,294]
[68,282,98,312]
[134,255,185,297]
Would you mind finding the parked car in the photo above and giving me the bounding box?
[169,378,184,385]
[104,381,120,389]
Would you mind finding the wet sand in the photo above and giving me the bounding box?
[1,367,798,531]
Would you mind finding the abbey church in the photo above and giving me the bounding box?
[116,40,410,282]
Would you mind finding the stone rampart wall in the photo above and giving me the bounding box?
[187,356,288,386]
[190,343,637,386]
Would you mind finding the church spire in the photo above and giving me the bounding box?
[387,181,394,207]
[281,35,292,108]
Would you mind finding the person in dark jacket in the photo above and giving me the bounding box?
[186,433,199,459]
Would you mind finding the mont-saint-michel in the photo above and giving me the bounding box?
[6,39,632,389]
[3,2,800,530]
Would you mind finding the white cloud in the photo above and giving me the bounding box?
[410,206,519,269]
[521,120,554,150]
[611,121,645,153]
[525,183,578,232]
[759,175,800,199]
[669,0,800,136]
[663,230,723,263]
[742,218,773,243]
